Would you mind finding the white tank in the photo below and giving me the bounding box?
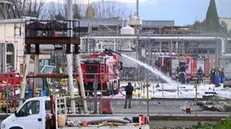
[120,25,135,35]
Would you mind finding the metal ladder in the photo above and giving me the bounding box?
[56,97,67,115]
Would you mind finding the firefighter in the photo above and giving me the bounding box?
[220,68,225,83]
[59,67,67,86]
[197,67,204,83]
[175,67,180,81]
[124,82,134,109]
[179,65,186,84]
[210,68,215,84]
[59,67,64,74]
[214,68,221,85]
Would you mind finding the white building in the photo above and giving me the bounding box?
[220,17,231,31]
[0,18,26,73]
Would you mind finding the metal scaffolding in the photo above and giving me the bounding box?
[0,0,21,19]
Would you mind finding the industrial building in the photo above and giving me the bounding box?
[0,0,231,79]
[0,17,175,73]
[0,19,25,73]
[220,17,231,31]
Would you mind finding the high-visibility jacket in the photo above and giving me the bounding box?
[59,68,64,74]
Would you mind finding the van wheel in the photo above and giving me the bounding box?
[10,127,23,129]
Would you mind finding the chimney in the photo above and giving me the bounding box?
[136,0,139,17]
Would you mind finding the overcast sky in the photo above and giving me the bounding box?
[43,0,231,25]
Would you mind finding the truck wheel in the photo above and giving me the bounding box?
[10,127,23,129]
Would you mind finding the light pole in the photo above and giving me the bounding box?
[67,0,76,114]
[67,0,88,113]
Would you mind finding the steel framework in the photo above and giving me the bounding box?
[0,0,21,19]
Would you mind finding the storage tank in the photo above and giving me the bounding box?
[120,25,135,35]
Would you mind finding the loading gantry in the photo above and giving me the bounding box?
[20,20,88,114]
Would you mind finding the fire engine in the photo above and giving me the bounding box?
[79,50,122,96]
[0,71,22,86]
[157,55,211,82]
[0,71,22,113]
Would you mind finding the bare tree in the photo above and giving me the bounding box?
[73,0,82,19]
[47,2,56,20]
[24,0,46,19]
[47,0,67,20]
[92,0,129,19]
[58,0,83,19]
[85,5,96,19]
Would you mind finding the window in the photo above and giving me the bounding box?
[45,100,51,114]
[17,101,40,117]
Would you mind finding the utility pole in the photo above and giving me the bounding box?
[136,0,139,17]
[73,0,88,113]
[20,55,30,105]
[93,76,98,114]
[67,0,76,114]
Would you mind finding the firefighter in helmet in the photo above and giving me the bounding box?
[197,67,204,83]
[179,65,186,84]
[220,68,225,83]
[210,68,215,84]
[176,67,180,81]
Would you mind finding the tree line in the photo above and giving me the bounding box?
[193,0,230,35]
[22,0,129,20]
[21,0,230,35]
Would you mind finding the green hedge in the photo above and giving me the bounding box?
[192,116,231,129]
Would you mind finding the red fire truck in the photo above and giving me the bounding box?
[79,50,122,95]
[157,55,211,82]
[0,71,22,87]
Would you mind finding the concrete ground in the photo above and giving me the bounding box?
[0,100,228,128]
[85,100,231,116]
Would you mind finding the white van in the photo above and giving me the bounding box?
[1,96,150,129]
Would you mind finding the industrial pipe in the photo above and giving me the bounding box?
[104,49,121,56]
[80,36,230,57]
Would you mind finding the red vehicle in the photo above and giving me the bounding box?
[79,51,122,95]
[0,71,22,87]
[157,55,211,82]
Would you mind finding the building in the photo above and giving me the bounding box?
[220,17,231,31]
[78,19,175,35]
[0,18,175,73]
[0,0,21,20]
[0,18,26,73]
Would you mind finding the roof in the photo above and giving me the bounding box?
[219,17,231,20]
[78,19,175,28]
[24,96,50,102]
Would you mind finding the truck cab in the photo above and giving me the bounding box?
[0,71,22,86]
[1,97,150,129]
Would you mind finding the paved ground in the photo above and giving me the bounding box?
[0,100,229,128]
[111,104,229,116]
[85,100,231,116]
